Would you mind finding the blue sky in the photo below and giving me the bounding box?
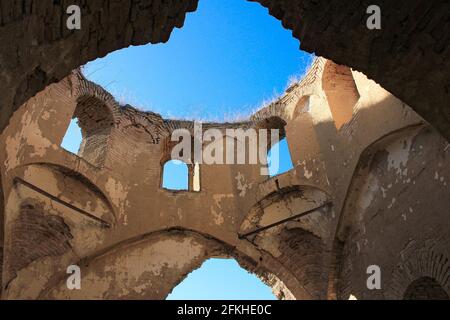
[167,259,276,300]
[83,0,313,121]
[62,0,310,300]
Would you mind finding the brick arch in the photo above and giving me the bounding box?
[0,1,448,140]
[403,277,449,300]
[66,72,120,167]
[73,71,121,118]
[1,163,117,294]
[37,228,306,300]
[70,99,114,167]
[252,115,288,142]
[387,239,450,300]
[260,226,329,299]
[238,185,333,299]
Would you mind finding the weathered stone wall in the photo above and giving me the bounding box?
[335,126,450,300]
[1,0,449,140]
[0,58,448,300]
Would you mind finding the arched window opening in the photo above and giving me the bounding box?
[61,96,114,167]
[167,258,276,300]
[322,61,360,130]
[403,277,449,300]
[162,160,189,191]
[267,138,294,177]
[161,134,201,192]
[61,118,83,154]
[254,116,291,177]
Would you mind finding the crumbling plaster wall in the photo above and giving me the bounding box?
[335,126,450,300]
[0,58,448,300]
[41,230,299,300]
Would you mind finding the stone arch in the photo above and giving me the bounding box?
[61,71,121,167]
[37,228,302,300]
[321,60,360,130]
[386,236,450,300]
[331,124,450,299]
[0,0,448,139]
[403,277,449,300]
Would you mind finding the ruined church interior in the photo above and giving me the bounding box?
[0,0,449,304]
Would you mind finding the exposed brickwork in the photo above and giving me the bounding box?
[273,228,328,299]
[75,96,115,167]
[6,200,73,281]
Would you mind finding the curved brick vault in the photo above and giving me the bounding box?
[0,0,449,141]
[0,55,448,299]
